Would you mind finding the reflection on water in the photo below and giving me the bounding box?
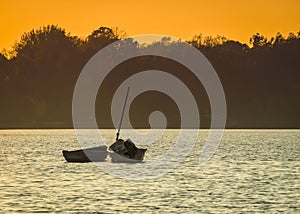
[0,129,299,212]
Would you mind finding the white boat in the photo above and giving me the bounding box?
[108,139,147,162]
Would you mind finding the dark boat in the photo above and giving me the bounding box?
[62,146,108,162]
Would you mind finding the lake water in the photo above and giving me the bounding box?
[0,129,299,213]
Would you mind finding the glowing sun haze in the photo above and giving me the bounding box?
[0,0,299,49]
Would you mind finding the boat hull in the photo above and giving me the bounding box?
[109,148,147,163]
[62,146,108,162]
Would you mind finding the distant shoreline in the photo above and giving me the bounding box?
[1,126,299,130]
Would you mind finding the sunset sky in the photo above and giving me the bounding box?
[1,0,299,49]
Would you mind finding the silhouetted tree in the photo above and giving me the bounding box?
[187,34,227,49]
[0,27,299,128]
[250,33,268,48]
[84,27,125,57]
[0,53,8,85]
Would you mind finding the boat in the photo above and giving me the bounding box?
[108,139,147,163]
[62,146,108,162]
[62,142,146,163]
[109,148,147,163]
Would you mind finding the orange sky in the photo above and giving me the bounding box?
[0,0,300,50]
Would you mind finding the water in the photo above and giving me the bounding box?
[0,129,299,213]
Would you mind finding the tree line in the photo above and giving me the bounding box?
[0,25,299,128]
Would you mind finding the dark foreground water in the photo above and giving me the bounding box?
[0,129,299,213]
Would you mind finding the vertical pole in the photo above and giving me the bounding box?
[116,87,130,141]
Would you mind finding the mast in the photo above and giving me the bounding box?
[116,87,130,141]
